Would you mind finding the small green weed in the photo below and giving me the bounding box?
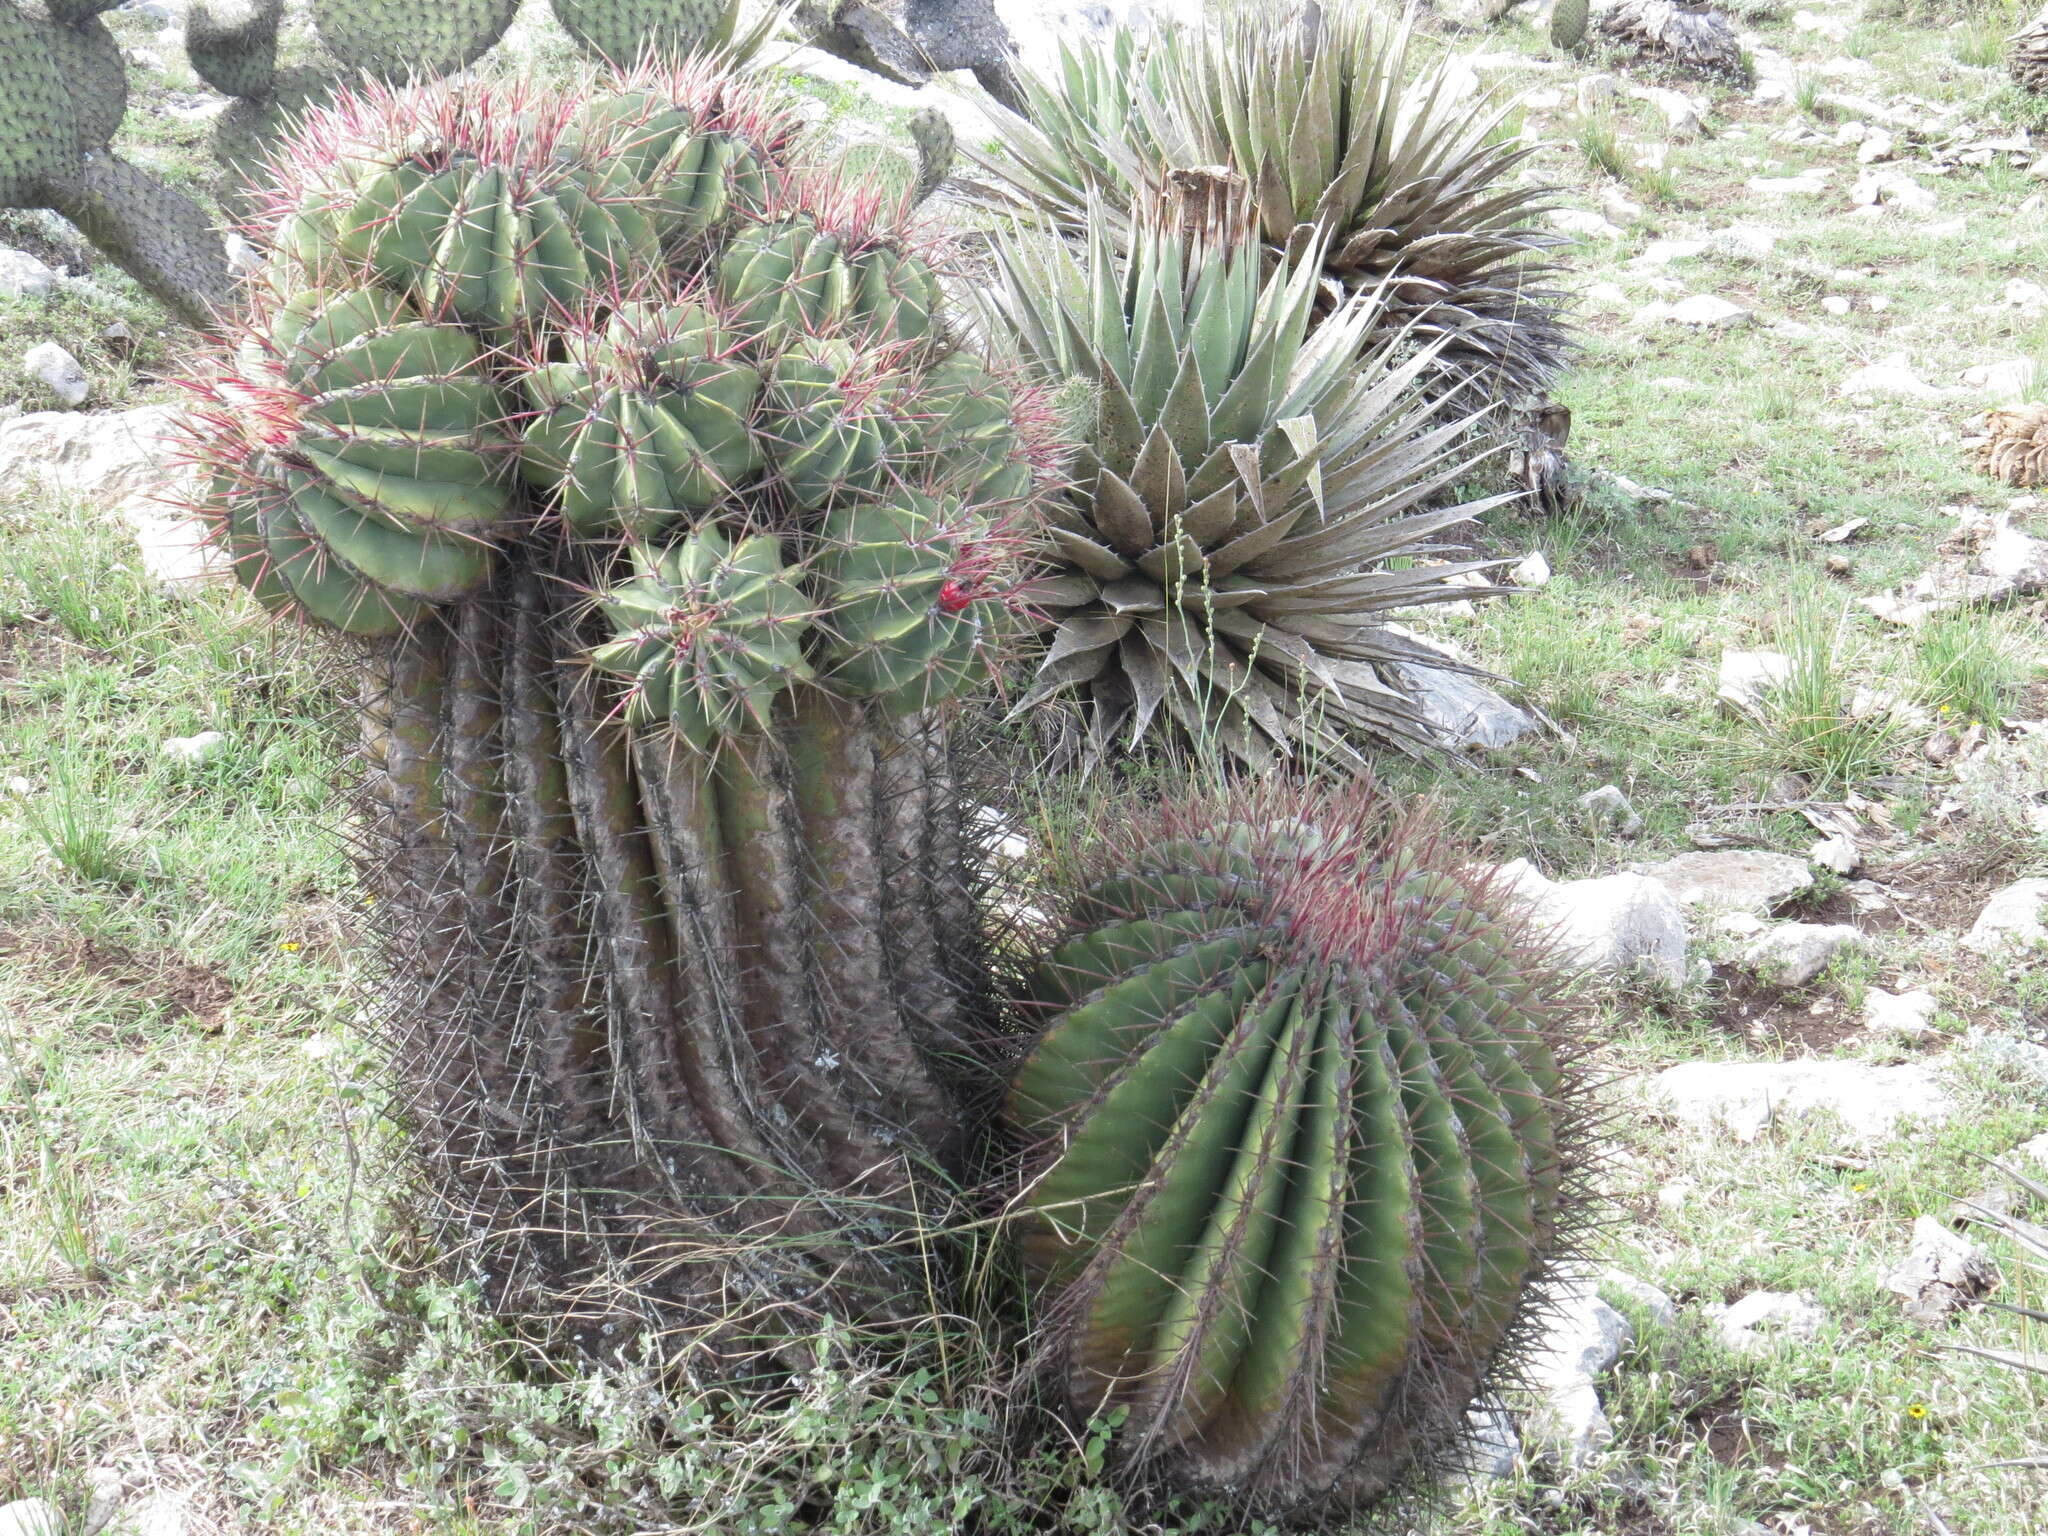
[1758,600,1904,792]
[1913,616,2029,730]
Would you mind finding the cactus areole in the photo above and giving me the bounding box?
[180,66,1058,1351]
[1007,787,1593,1517]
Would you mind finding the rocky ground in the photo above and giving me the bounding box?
[0,1,2043,1534]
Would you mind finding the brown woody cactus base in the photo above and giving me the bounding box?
[351,555,1002,1358]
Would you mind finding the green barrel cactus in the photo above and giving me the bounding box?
[1007,787,1591,1516]
[179,64,1057,1346]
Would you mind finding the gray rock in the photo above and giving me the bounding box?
[1839,354,1949,401]
[0,1501,61,1536]
[161,730,227,766]
[1400,664,1542,751]
[0,248,59,300]
[24,340,89,407]
[1962,878,2048,956]
[1664,294,1754,329]
[1457,1396,1520,1479]
[83,1465,128,1536]
[1649,1059,1952,1143]
[1715,649,1791,715]
[1522,1281,1632,1465]
[1601,1270,1678,1329]
[1494,861,1689,988]
[1974,1032,2048,1089]
[1714,1290,1824,1353]
[1510,549,1552,587]
[1740,922,1862,986]
[1808,833,1860,875]
[1851,170,1937,213]
[1863,987,1937,1039]
[1884,1215,1997,1324]
[0,405,223,589]
[2010,1131,2048,1171]
[114,1494,191,1536]
[1633,850,1814,915]
[1578,784,1644,836]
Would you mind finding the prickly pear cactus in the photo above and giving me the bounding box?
[1550,0,1590,50]
[180,64,1058,1349]
[1007,787,1593,1517]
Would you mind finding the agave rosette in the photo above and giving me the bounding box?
[969,3,1571,405]
[985,200,1510,768]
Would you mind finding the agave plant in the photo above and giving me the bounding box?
[969,0,1572,409]
[983,193,1510,769]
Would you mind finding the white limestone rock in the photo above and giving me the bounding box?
[1494,860,1689,987]
[1650,1059,1952,1143]
[1633,850,1814,915]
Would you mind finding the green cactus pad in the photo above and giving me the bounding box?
[41,15,127,151]
[591,528,813,748]
[547,0,729,66]
[312,0,521,79]
[186,0,283,99]
[1008,803,1580,1515]
[0,6,81,205]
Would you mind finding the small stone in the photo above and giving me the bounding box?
[1715,649,1792,716]
[1601,1270,1678,1329]
[2005,278,2048,311]
[0,1507,58,1536]
[1821,295,1851,316]
[1635,850,1814,915]
[1884,1215,1997,1324]
[1864,987,1938,1039]
[1457,1396,1520,1479]
[1740,922,1862,987]
[1511,549,1552,587]
[2011,1131,2048,1171]
[1809,833,1859,875]
[1852,171,1937,213]
[1651,1059,1951,1143]
[1631,238,1708,268]
[4,776,32,795]
[0,248,59,300]
[1962,878,2048,956]
[161,730,228,766]
[1867,295,1890,313]
[1551,208,1626,240]
[1523,1282,1631,1465]
[1666,294,1753,328]
[1493,861,1690,988]
[1656,1177,1696,1211]
[1962,359,2038,402]
[1714,910,1768,939]
[23,341,89,408]
[1857,128,1896,164]
[1748,169,1832,196]
[1577,784,1644,837]
[0,1502,61,1536]
[1840,354,1949,400]
[82,1466,127,1536]
[1825,553,1854,576]
[1716,1290,1824,1353]
[118,1493,192,1536]
[223,234,262,275]
[1578,73,1617,112]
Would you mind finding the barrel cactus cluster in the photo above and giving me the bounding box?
[1007,789,1589,1515]
[171,10,1597,1526]
[185,62,1056,1341]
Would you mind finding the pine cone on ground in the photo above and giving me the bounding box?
[1975,403,2048,486]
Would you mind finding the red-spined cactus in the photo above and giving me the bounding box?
[1006,782,1597,1518]
[176,63,1060,1352]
